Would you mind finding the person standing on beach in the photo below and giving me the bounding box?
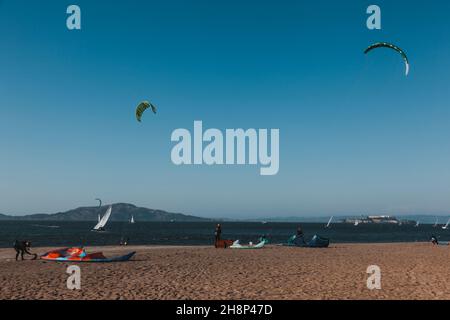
[296,226,306,245]
[214,224,222,247]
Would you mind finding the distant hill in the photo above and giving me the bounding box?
[0,203,209,222]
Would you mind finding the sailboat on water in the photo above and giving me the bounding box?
[442,218,450,230]
[433,217,439,228]
[130,215,135,224]
[93,206,112,232]
[325,216,333,228]
[415,220,420,228]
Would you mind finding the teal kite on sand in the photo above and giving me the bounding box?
[284,234,330,248]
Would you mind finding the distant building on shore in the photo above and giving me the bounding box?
[342,215,415,225]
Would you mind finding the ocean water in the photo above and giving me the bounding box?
[1,221,449,248]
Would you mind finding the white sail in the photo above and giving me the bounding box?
[98,214,101,223]
[415,220,420,227]
[442,218,450,230]
[326,216,333,228]
[93,206,112,230]
[130,215,135,224]
[433,218,438,227]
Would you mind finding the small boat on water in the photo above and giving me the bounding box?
[325,216,333,228]
[442,218,450,230]
[130,215,135,224]
[32,224,60,229]
[92,206,112,232]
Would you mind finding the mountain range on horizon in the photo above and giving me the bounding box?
[0,203,449,224]
[0,209,324,222]
[0,203,209,222]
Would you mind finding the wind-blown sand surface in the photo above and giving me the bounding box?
[0,243,449,300]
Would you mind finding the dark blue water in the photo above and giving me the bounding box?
[1,221,448,248]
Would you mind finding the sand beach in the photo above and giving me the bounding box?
[0,243,449,300]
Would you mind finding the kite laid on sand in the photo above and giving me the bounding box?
[41,247,135,263]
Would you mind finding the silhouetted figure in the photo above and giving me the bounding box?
[431,235,439,245]
[214,224,222,247]
[120,237,129,246]
[295,226,306,245]
[14,240,37,261]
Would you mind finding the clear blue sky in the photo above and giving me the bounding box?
[1,0,450,218]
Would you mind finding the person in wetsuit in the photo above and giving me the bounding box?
[14,240,37,261]
[295,226,307,246]
[214,224,222,247]
[431,235,439,245]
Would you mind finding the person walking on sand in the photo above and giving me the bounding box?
[431,235,439,245]
[214,224,222,247]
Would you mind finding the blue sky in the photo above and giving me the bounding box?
[1,0,450,218]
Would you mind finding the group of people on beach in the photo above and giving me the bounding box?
[214,223,307,247]
[11,225,447,261]
[214,223,447,247]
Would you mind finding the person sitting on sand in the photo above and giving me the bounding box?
[14,240,38,261]
[214,224,222,247]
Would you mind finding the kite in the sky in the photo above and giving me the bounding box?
[364,42,410,76]
[135,101,157,122]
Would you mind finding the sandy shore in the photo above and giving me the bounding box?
[0,243,449,300]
